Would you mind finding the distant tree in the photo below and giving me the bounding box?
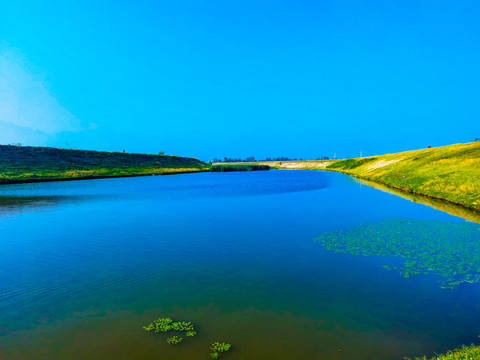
[224,156,242,163]
[475,138,480,142]
[272,156,294,161]
[158,151,165,156]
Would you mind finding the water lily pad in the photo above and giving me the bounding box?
[315,218,480,289]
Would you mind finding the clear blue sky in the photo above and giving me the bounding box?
[1,0,479,161]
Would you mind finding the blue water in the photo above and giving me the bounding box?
[0,170,479,359]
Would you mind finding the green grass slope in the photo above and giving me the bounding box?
[0,145,207,184]
[323,142,480,211]
[408,344,480,360]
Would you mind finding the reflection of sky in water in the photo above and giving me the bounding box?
[0,170,331,200]
[0,171,479,360]
[353,177,480,224]
[316,218,480,288]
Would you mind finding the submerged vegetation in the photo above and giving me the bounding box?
[408,344,480,360]
[210,164,270,172]
[315,218,480,289]
[0,145,207,184]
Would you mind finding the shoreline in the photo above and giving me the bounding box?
[245,141,480,214]
[218,159,480,215]
[352,177,480,223]
[3,166,476,220]
[333,169,480,214]
[0,169,210,186]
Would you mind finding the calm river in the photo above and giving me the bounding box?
[1,170,479,359]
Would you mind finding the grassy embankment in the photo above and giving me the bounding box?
[0,145,208,184]
[259,142,480,212]
[408,344,480,360]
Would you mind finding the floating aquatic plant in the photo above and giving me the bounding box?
[171,321,195,332]
[143,317,233,357]
[143,317,196,336]
[166,336,183,344]
[142,317,197,347]
[210,342,231,358]
[315,218,480,289]
[142,317,174,333]
[142,323,155,331]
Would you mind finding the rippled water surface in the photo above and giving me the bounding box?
[1,170,479,359]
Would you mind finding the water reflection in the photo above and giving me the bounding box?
[1,171,480,360]
[354,178,480,224]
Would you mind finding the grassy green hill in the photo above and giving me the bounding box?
[258,142,480,212]
[0,145,207,184]
[323,142,480,211]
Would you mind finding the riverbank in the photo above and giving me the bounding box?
[0,145,208,185]
[255,141,480,212]
[410,344,480,360]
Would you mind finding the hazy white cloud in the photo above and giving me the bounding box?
[0,122,48,145]
[0,45,83,144]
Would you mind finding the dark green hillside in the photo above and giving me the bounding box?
[0,145,207,184]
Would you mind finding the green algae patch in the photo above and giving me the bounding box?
[315,218,480,289]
